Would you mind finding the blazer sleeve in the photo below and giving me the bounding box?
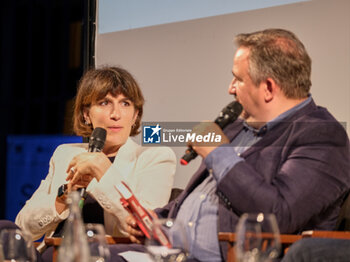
[15,147,70,240]
[217,120,350,233]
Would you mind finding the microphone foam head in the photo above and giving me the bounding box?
[215,101,243,128]
[89,127,107,151]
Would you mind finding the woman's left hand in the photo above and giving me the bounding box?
[65,152,112,187]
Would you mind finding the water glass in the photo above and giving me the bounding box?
[85,223,110,262]
[235,213,281,262]
[146,218,188,262]
[0,228,36,262]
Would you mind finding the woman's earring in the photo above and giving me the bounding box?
[84,119,89,125]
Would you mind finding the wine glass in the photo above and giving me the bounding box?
[0,228,36,262]
[145,218,189,262]
[235,213,281,262]
[85,223,111,262]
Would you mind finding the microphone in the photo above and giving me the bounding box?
[180,101,243,165]
[79,127,107,208]
[88,127,107,152]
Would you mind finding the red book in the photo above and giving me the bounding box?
[114,181,171,248]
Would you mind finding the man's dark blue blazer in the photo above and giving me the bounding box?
[157,99,350,261]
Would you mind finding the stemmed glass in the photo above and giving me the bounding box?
[0,228,37,262]
[235,213,281,262]
[85,223,110,262]
[145,218,189,262]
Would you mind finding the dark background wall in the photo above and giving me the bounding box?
[0,0,88,219]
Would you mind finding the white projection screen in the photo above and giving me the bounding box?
[95,0,350,188]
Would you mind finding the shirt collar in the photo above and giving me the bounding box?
[243,94,312,136]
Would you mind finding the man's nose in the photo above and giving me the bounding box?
[228,80,236,95]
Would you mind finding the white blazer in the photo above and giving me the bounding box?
[15,138,176,241]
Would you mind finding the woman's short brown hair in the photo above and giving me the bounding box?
[73,66,144,137]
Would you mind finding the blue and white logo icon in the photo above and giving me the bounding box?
[143,124,161,144]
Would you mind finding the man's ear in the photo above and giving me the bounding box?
[263,78,277,103]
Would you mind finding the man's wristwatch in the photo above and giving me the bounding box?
[57,184,68,199]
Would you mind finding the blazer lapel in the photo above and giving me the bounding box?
[112,138,138,180]
[224,119,245,141]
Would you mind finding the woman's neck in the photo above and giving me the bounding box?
[103,145,120,157]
